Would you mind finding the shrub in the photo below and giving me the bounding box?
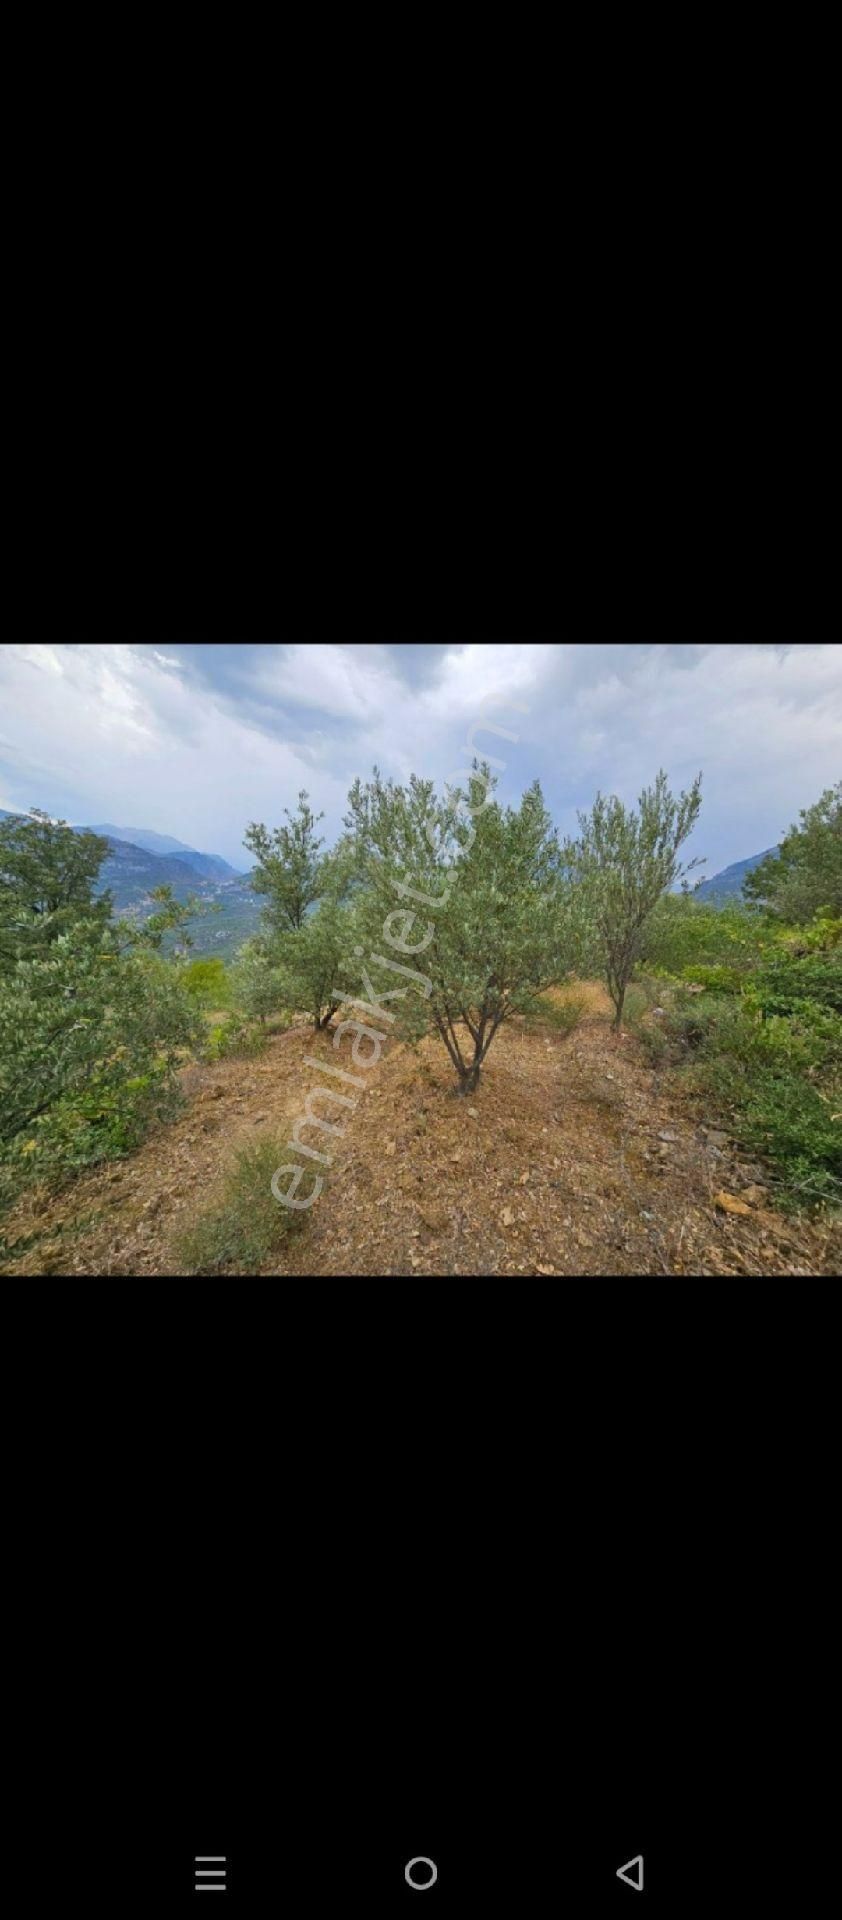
[527,989,585,1035]
[0,936,203,1202]
[642,894,769,977]
[649,982,842,1209]
[204,1012,267,1061]
[177,1136,302,1273]
[752,950,842,1015]
[183,957,231,1007]
[679,964,745,994]
[695,1053,840,1207]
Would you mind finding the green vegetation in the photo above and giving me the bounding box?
[0,808,111,966]
[229,939,287,1025]
[182,956,232,1007]
[0,813,204,1207]
[4,772,839,1250]
[345,765,587,1093]
[526,991,586,1035]
[634,904,841,1208]
[564,771,703,1027]
[244,791,326,934]
[204,1011,269,1061]
[744,782,842,922]
[177,1135,301,1273]
[641,893,771,980]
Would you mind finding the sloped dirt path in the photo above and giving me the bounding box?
[2,990,838,1276]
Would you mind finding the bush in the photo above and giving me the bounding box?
[752,950,842,1015]
[0,937,204,1203]
[177,1136,302,1273]
[696,1053,841,1207]
[183,957,231,1007]
[527,989,585,1034]
[679,964,745,994]
[204,1012,268,1061]
[648,983,842,1208]
[642,894,769,977]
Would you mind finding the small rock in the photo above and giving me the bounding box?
[715,1190,752,1217]
[467,1108,479,1119]
[519,1171,530,1185]
[741,1183,767,1205]
[536,1264,556,1275]
[704,1128,729,1148]
[385,1141,397,1157]
[658,1130,678,1143]
[501,1207,515,1227]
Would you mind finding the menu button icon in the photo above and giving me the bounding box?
[195,1857,227,1893]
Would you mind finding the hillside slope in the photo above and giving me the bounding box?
[3,985,836,1277]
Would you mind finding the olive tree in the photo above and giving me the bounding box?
[230,939,286,1024]
[244,791,326,934]
[345,765,584,1093]
[564,770,703,1027]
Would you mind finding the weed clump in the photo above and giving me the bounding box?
[177,1136,305,1273]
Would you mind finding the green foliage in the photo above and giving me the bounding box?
[244,791,326,934]
[204,1011,268,1061]
[681,964,746,994]
[182,957,232,1006]
[274,894,362,1030]
[649,983,841,1207]
[751,949,842,1016]
[177,1135,301,1273]
[642,893,769,977]
[229,940,286,1023]
[564,770,703,1026]
[0,936,204,1197]
[797,911,842,952]
[0,808,111,970]
[744,781,842,922]
[697,1052,840,1206]
[526,992,586,1035]
[124,884,205,954]
[345,764,585,1091]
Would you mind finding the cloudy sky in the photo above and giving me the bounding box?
[0,642,839,879]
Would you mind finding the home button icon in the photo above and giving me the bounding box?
[405,1856,438,1891]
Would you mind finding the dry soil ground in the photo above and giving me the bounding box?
[2,984,839,1277]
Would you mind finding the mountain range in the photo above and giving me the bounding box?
[2,807,782,941]
[693,848,777,903]
[83,825,243,883]
[0,812,262,956]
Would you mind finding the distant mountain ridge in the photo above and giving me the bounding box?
[82,824,243,881]
[0,809,260,956]
[694,847,778,902]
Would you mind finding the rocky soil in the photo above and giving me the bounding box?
[2,985,838,1277]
